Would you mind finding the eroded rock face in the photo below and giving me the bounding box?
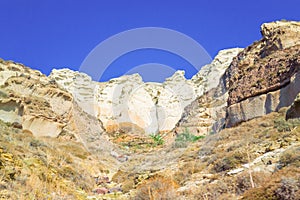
[225,21,300,127]
[49,69,100,117]
[0,99,24,124]
[191,48,243,97]
[286,93,300,120]
[49,47,241,135]
[175,48,242,135]
[0,60,73,137]
[50,67,198,134]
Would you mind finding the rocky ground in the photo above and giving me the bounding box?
[0,107,299,199]
[0,20,300,199]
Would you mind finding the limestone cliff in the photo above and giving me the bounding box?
[49,48,241,135]
[50,69,195,134]
[2,20,300,137]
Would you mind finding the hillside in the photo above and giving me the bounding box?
[0,20,300,200]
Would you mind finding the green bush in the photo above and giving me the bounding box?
[173,128,205,148]
[150,134,164,146]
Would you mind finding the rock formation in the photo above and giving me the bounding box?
[1,20,300,200]
[0,60,73,137]
[175,48,242,135]
[50,48,241,135]
[49,68,100,117]
[286,93,300,120]
[2,20,300,138]
[225,20,300,127]
[50,69,195,134]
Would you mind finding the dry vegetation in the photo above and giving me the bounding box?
[0,120,104,200]
[131,108,300,199]
[1,108,300,199]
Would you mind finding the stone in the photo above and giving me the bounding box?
[225,21,300,127]
[175,48,242,135]
[49,48,242,135]
[49,69,100,117]
[92,187,109,195]
[51,69,194,134]
[0,61,73,137]
[191,48,243,97]
[286,93,300,119]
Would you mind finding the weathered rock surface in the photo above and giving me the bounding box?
[49,68,100,117]
[50,48,241,135]
[225,21,300,127]
[191,48,243,97]
[175,48,242,135]
[0,60,73,137]
[50,68,196,134]
[286,93,300,120]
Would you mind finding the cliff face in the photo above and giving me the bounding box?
[227,21,300,106]
[49,69,196,134]
[1,21,300,200]
[175,48,242,135]
[225,21,300,127]
[49,50,241,135]
[2,21,300,136]
[0,60,73,137]
[0,47,244,137]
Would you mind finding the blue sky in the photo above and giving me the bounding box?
[0,0,299,82]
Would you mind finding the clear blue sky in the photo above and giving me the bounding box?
[0,0,299,81]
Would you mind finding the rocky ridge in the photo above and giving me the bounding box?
[49,48,241,135]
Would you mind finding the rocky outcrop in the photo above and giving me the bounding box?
[175,48,242,135]
[286,93,300,120]
[191,48,243,97]
[50,68,197,134]
[50,48,242,135]
[225,21,300,127]
[0,60,73,137]
[49,69,100,117]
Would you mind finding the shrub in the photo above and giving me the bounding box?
[173,161,205,186]
[134,176,178,200]
[279,146,300,167]
[213,151,247,173]
[213,157,238,172]
[150,134,164,146]
[274,118,300,132]
[173,128,205,148]
[275,178,300,200]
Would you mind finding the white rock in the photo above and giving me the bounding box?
[49,69,99,117]
[49,48,242,134]
[191,48,243,96]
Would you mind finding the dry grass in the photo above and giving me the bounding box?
[1,107,300,199]
[0,120,103,200]
[134,176,179,200]
[172,109,300,199]
[242,167,300,200]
